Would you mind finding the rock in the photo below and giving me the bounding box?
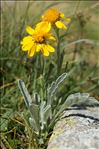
[47,106,99,149]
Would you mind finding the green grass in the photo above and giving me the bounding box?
[0,1,99,148]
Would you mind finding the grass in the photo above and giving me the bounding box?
[0,1,99,149]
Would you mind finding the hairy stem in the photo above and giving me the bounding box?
[56,29,61,75]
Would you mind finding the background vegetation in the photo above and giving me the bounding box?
[1,1,99,148]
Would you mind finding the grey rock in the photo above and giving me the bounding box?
[47,106,99,149]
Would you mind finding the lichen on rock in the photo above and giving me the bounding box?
[47,106,99,149]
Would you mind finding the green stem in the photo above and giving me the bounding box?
[33,55,39,90]
[56,29,61,75]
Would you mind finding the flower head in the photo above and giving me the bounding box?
[20,22,56,57]
[42,8,71,29]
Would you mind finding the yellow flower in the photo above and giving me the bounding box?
[41,8,71,29]
[20,22,56,57]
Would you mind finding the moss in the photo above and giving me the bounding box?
[65,117,77,127]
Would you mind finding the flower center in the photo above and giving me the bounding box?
[42,8,60,23]
[33,33,45,44]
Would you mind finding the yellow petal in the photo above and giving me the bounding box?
[64,18,71,23]
[20,36,33,45]
[41,45,49,56]
[55,21,67,29]
[26,26,34,35]
[45,44,55,52]
[46,33,56,41]
[28,44,36,57]
[36,21,51,33]
[42,15,44,19]
[60,13,65,18]
[36,44,42,52]
[47,35,56,41]
[22,41,34,51]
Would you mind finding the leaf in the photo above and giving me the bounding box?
[65,93,99,107]
[29,103,40,131]
[33,92,41,104]
[49,93,99,129]
[47,68,75,99]
[39,101,46,130]
[58,93,99,117]
[39,101,51,130]
[18,79,32,107]
[43,104,51,122]
[48,73,67,97]
[29,117,39,134]
[55,73,68,86]
[18,80,40,132]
